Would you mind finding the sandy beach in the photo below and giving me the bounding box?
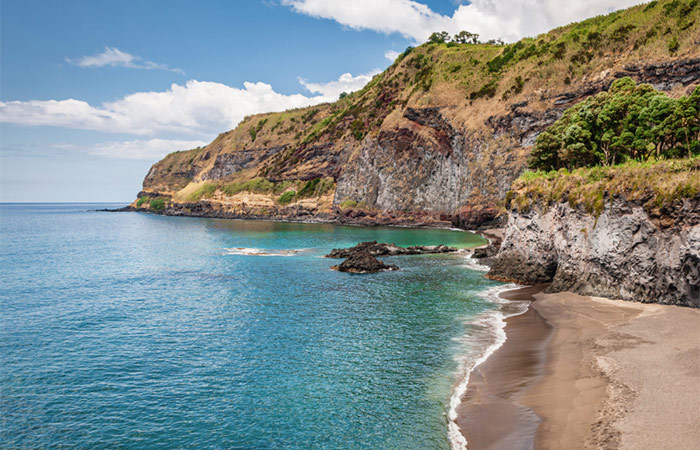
[458,287,700,450]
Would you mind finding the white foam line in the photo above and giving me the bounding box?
[222,247,310,256]
[447,284,529,450]
[461,253,490,272]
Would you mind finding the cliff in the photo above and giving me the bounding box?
[132,0,700,229]
[488,159,700,306]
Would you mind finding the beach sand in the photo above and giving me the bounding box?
[458,288,700,450]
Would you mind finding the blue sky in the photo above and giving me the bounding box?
[0,0,642,202]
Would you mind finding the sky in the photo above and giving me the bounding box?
[0,0,644,202]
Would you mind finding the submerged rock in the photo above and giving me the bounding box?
[330,250,399,273]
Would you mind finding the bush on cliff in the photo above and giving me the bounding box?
[150,198,166,211]
[529,78,700,171]
[278,191,296,205]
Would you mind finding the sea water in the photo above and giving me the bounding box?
[0,204,511,449]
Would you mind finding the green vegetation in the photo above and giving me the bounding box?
[149,198,166,211]
[469,80,499,100]
[510,157,700,216]
[278,190,296,204]
[187,183,218,202]
[339,199,358,209]
[296,177,334,198]
[249,118,268,142]
[668,36,680,53]
[529,78,700,171]
[350,119,366,141]
[136,196,150,207]
[222,178,275,196]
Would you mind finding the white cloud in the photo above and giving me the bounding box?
[0,71,377,139]
[54,138,209,160]
[282,0,645,43]
[299,70,380,98]
[384,50,400,61]
[68,47,185,74]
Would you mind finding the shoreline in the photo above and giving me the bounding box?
[457,286,700,450]
[105,206,505,232]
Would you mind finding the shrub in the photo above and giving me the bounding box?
[470,80,499,100]
[668,36,680,53]
[298,178,320,197]
[552,42,567,60]
[487,41,525,72]
[350,119,366,141]
[150,198,165,211]
[278,191,296,204]
[339,199,358,208]
[136,196,150,207]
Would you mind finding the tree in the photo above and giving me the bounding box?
[453,31,480,44]
[339,92,348,100]
[528,78,700,171]
[428,31,450,44]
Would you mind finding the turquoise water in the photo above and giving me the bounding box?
[1,204,503,449]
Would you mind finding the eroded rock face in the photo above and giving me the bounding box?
[334,107,528,219]
[489,198,700,307]
[330,250,399,273]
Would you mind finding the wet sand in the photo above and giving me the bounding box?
[458,288,700,450]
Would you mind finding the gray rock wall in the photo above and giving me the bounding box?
[489,199,700,307]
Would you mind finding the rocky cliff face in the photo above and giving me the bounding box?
[134,1,700,229]
[489,197,700,307]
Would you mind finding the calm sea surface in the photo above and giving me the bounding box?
[1,203,504,449]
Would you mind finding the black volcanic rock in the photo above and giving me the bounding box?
[325,241,457,258]
[330,250,398,273]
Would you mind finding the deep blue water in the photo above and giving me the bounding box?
[0,204,502,449]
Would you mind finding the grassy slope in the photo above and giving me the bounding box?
[508,157,700,219]
[138,0,700,212]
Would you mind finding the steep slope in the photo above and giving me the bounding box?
[133,0,700,228]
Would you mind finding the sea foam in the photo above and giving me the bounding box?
[447,283,529,450]
[222,247,309,256]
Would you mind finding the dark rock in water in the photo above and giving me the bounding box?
[331,250,399,273]
[472,247,495,259]
[325,241,457,258]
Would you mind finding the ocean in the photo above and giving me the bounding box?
[0,203,519,449]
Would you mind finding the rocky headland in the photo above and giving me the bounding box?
[130,1,699,235]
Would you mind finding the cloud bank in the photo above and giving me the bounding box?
[0,71,378,142]
[282,0,645,43]
[68,47,185,74]
[54,138,210,160]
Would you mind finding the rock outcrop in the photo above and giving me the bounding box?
[325,241,457,258]
[330,250,399,273]
[488,198,700,307]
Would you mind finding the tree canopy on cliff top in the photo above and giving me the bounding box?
[529,78,700,171]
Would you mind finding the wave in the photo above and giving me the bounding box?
[447,284,529,450]
[222,247,310,257]
[461,253,490,272]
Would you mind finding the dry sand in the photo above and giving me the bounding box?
[458,288,700,450]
